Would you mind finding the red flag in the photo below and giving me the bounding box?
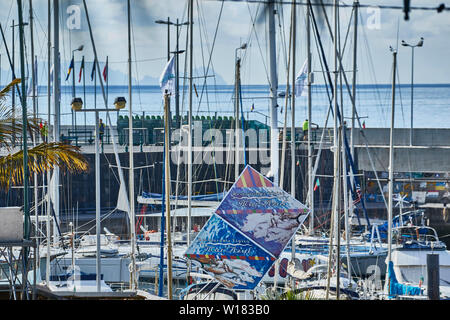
[102,57,108,82]
[313,178,320,191]
[78,56,85,83]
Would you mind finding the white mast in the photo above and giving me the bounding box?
[29,0,39,270]
[290,0,297,264]
[46,0,51,285]
[52,0,60,245]
[163,92,173,299]
[306,0,314,234]
[326,0,341,300]
[127,0,137,291]
[267,0,279,186]
[385,47,397,291]
[350,0,359,158]
[234,51,241,181]
[187,0,193,249]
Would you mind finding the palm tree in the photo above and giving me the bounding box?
[0,79,89,189]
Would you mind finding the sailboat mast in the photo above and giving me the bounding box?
[279,5,293,191]
[306,0,314,233]
[17,0,31,299]
[52,0,60,245]
[29,0,39,267]
[267,0,279,186]
[46,0,51,285]
[350,0,359,157]
[187,0,193,248]
[127,0,137,291]
[326,0,341,300]
[290,0,297,263]
[163,92,173,299]
[387,48,397,268]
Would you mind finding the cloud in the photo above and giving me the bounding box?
[0,0,449,85]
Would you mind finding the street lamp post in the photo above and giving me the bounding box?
[71,45,84,130]
[401,37,424,146]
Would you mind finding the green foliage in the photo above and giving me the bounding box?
[0,80,89,189]
[260,287,317,300]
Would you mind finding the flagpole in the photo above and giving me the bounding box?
[94,59,97,110]
[83,56,86,133]
[106,56,108,107]
[71,54,75,131]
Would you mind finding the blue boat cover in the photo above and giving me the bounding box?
[388,261,422,298]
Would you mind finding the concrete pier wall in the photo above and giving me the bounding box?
[352,128,450,172]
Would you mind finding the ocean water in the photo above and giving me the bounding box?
[18,83,450,129]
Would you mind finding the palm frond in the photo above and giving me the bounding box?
[0,142,89,188]
[0,80,44,149]
[0,78,21,100]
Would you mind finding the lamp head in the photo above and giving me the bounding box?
[417,37,424,47]
[401,40,408,47]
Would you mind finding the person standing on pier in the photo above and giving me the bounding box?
[99,118,105,151]
[302,119,318,141]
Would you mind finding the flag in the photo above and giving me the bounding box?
[78,56,85,83]
[65,57,74,81]
[314,178,320,191]
[250,103,255,112]
[353,184,363,205]
[102,57,108,82]
[159,55,175,95]
[362,121,366,129]
[49,64,54,89]
[295,59,308,97]
[90,59,96,81]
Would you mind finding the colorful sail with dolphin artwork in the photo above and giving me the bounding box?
[185,165,310,290]
[215,165,309,257]
[185,214,275,290]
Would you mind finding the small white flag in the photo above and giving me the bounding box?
[295,59,308,97]
[159,56,175,95]
[50,64,54,87]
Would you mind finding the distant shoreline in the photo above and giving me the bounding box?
[36,83,450,89]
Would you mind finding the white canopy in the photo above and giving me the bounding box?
[136,207,215,218]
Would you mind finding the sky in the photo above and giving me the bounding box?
[0,0,449,86]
